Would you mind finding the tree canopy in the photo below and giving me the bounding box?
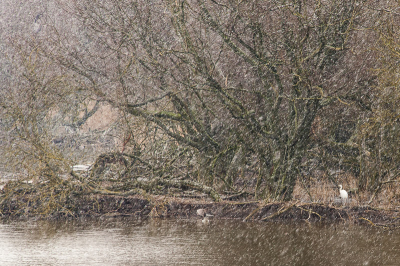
[1,0,399,206]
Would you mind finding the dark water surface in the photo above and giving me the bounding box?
[0,217,399,265]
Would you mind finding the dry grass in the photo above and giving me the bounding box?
[292,174,400,210]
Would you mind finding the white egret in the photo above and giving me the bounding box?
[339,185,348,205]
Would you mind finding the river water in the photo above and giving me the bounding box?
[0,217,399,265]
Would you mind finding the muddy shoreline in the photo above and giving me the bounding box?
[2,193,399,229]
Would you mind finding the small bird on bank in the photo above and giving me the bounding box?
[197,209,213,224]
[339,185,348,205]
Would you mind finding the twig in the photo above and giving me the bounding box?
[359,217,383,228]
[297,206,322,221]
[243,205,263,222]
[261,203,295,221]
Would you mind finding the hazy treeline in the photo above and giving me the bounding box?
[1,0,399,202]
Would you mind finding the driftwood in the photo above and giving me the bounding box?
[82,152,221,201]
[89,176,220,201]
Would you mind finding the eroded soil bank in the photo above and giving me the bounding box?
[1,193,399,229]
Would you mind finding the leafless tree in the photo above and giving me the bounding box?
[1,0,390,203]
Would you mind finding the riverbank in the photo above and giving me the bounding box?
[1,191,399,229]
